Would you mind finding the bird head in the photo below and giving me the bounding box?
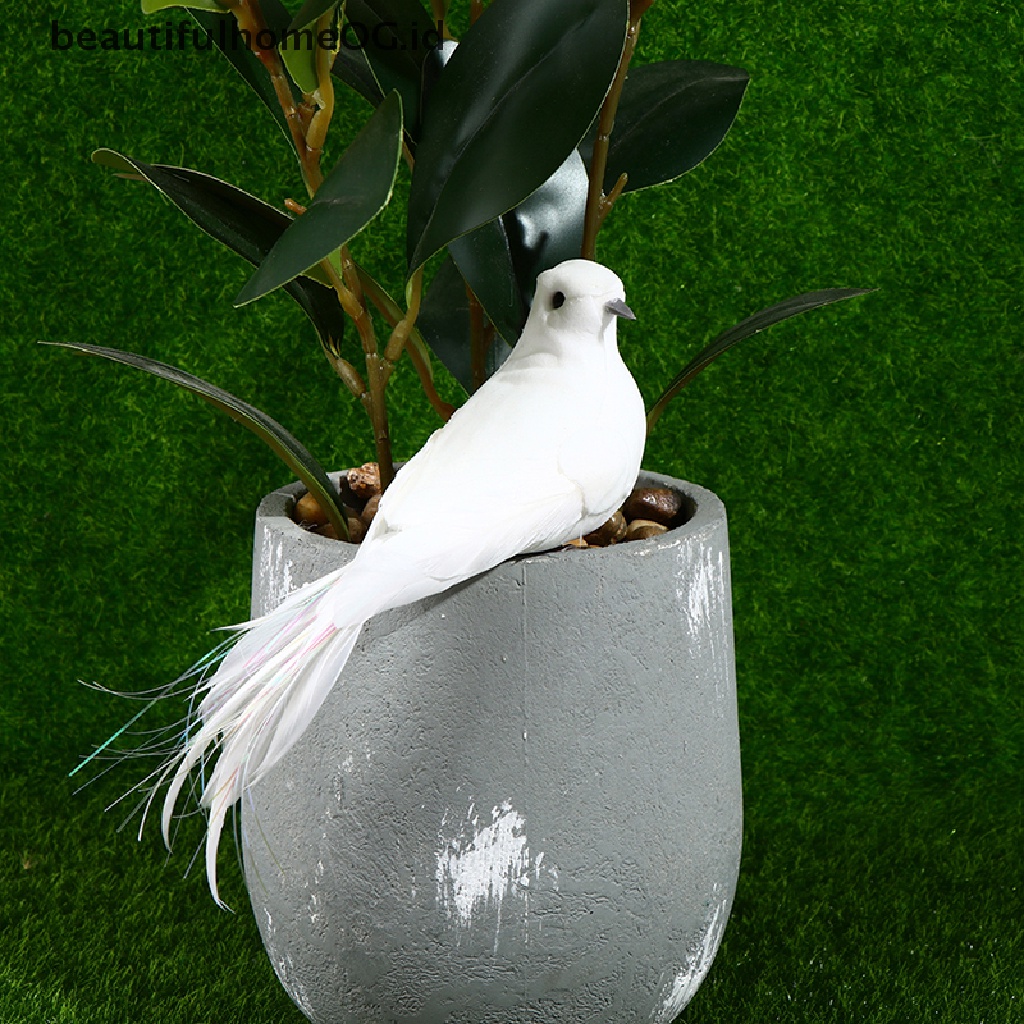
[532,259,636,340]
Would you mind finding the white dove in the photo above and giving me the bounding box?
[121,258,646,905]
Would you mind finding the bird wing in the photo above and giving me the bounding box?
[355,366,594,596]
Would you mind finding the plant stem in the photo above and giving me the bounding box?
[581,17,640,259]
[467,286,487,392]
[383,267,423,363]
[357,268,456,423]
[303,7,339,191]
[338,250,394,488]
[228,0,315,193]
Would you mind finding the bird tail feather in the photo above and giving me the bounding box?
[149,564,364,905]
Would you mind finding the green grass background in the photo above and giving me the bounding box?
[2,0,1021,1020]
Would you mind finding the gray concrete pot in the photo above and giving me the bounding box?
[241,470,742,1024]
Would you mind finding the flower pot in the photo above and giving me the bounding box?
[242,470,742,1023]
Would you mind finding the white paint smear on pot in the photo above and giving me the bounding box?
[436,799,547,947]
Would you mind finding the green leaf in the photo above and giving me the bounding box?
[502,148,589,310]
[39,342,349,540]
[343,0,437,138]
[418,255,512,393]
[406,0,628,272]
[448,220,525,345]
[646,288,875,434]
[331,45,386,107]
[189,7,298,140]
[288,0,339,32]
[280,1,337,95]
[142,0,222,13]
[92,149,346,359]
[236,91,403,306]
[581,60,749,194]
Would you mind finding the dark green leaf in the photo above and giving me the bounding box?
[343,0,437,138]
[646,288,875,434]
[419,39,458,131]
[142,0,221,12]
[581,60,749,194]
[91,149,346,359]
[39,342,349,540]
[449,221,525,345]
[331,44,385,107]
[417,256,512,393]
[190,4,299,140]
[288,0,339,32]
[235,91,403,306]
[502,149,589,309]
[406,0,628,272]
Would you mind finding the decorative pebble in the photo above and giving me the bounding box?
[360,493,381,527]
[564,537,589,549]
[294,491,328,526]
[337,475,366,513]
[346,516,367,544]
[624,519,668,542]
[348,462,381,499]
[623,487,685,527]
[584,509,627,546]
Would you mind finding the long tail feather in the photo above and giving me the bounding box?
[156,565,364,905]
[74,562,370,908]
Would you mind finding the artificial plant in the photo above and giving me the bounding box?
[45,0,869,540]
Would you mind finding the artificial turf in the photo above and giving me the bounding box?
[2,0,1021,1021]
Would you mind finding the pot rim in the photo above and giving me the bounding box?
[256,469,726,568]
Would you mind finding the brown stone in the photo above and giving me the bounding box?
[623,487,685,527]
[346,516,367,544]
[348,462,381,499]
[360,493,381,527]
[624,519,668,542]
[294,491,329,526]
[584,509,627,546]
[564,537,589,549]
[337,475,366,513]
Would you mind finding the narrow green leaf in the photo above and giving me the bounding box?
[190,7,297,139]
[92,149,346,359]
[417,255,512,393]
[280,2,337,95]
[142,0,222,13]
[406,0,628,272]
[39,342,349,540]
[502,149,589,309]
[449,221,525,345]
[288,0,339,32]
[331,45,386,107]
[581,60,750,193]
[646,289,875,434]
[236,91,403,306]
[344,0,437,139]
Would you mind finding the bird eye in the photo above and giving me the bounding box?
[551,291,566,310]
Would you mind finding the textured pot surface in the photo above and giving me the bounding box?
[242,471,742,1024]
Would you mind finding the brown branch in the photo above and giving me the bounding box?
[467,285,487,393]
[581,18,640,259]
[356,267,455,423]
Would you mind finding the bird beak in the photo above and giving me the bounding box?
[605,298,636,321]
